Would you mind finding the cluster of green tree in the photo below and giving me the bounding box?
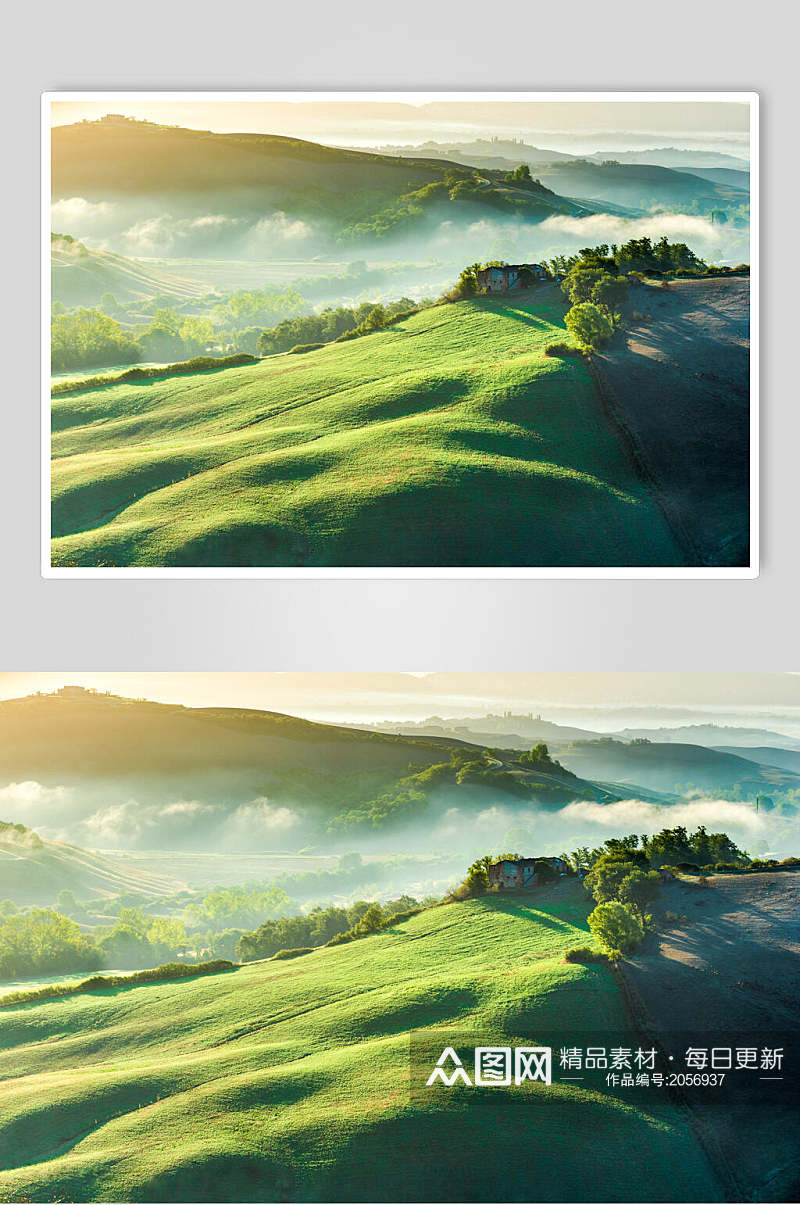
[518,742,571,773]
[328,745,575,832]
[257,296,426,356]
[93,907,190,970]
[565,827,748,876]
[51,306,217,372]
[51,310,142,372]
[339,164,556,241]
[213,287,306,331]
[236,895,420,961]
[583,848,663,958]
[0,821,42,848]
[550,237,707,281]
[0,909,101,981]
[184,884,293,930]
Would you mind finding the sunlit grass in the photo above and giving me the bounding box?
[51,292,683,567]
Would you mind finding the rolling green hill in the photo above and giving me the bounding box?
[51,288,683,568]
[0,884,720,1202]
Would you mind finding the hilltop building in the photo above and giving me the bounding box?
[476,263,548,293]
[488,856,569,889]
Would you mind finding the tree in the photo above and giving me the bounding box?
[585,858,639,904]
[451,855,493,899]
[360,304,387,333]
[0,910,101,980]
[55,889,80,916]
[587,901,645,957]
[618,869,661,920]
[563,265,607,305]
[519,743,553,767]
[51,309,141,372]
[147,917,188,961]
[592,274,629,325]
[564,303,613,351]
[179,316,214,354]
[97,924,153,970]
[355,904,384,934]
[456,263,483,297]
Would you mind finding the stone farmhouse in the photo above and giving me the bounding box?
[488,856,570,889]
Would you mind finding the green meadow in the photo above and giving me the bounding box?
[51,291,683,568]
[0,885,718,1201]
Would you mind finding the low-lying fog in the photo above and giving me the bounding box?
[2,778,794,865]
[52,196,750,285]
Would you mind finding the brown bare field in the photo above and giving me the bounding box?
[593,277,750,566]
[620,872,800,1201]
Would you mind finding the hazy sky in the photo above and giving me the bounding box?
[1,673,796,729]
[49,97,751,157]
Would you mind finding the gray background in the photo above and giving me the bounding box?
[2,0,792,671]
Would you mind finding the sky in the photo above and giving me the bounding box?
[49,97,751,157]
[1,673,797,731]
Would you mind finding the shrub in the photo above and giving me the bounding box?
[544,341,581,357]
[564,946,608,964]
[271,947,314,960]
[288,343,324,354]
[564,303,613,351]
[449,855,493,901]
[587,900,645,957]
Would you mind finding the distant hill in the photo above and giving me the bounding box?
[0,690,615,847]
[372,138,579,170]
[714,746,800,774]
[587,148,750,171]
[532,160,748,213]
[51,119,601,243]
[370,141,747,213]
[616,724,800,750]
[51,234,206,307]
[0,822,176,906]
[551,739,800,797]
[683,166,750,190]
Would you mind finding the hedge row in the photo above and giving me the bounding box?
[0,959,236,1008]
[52,354,259,396]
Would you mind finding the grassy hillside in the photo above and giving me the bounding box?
[51,235,205,307]
[51,289,683,568]
[0,884,719,1202]
[0,824,177,907]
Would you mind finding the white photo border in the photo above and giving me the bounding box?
[41,90,759,580]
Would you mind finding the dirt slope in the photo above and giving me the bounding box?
[593,277,750,566]
[620,873,800,1201]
